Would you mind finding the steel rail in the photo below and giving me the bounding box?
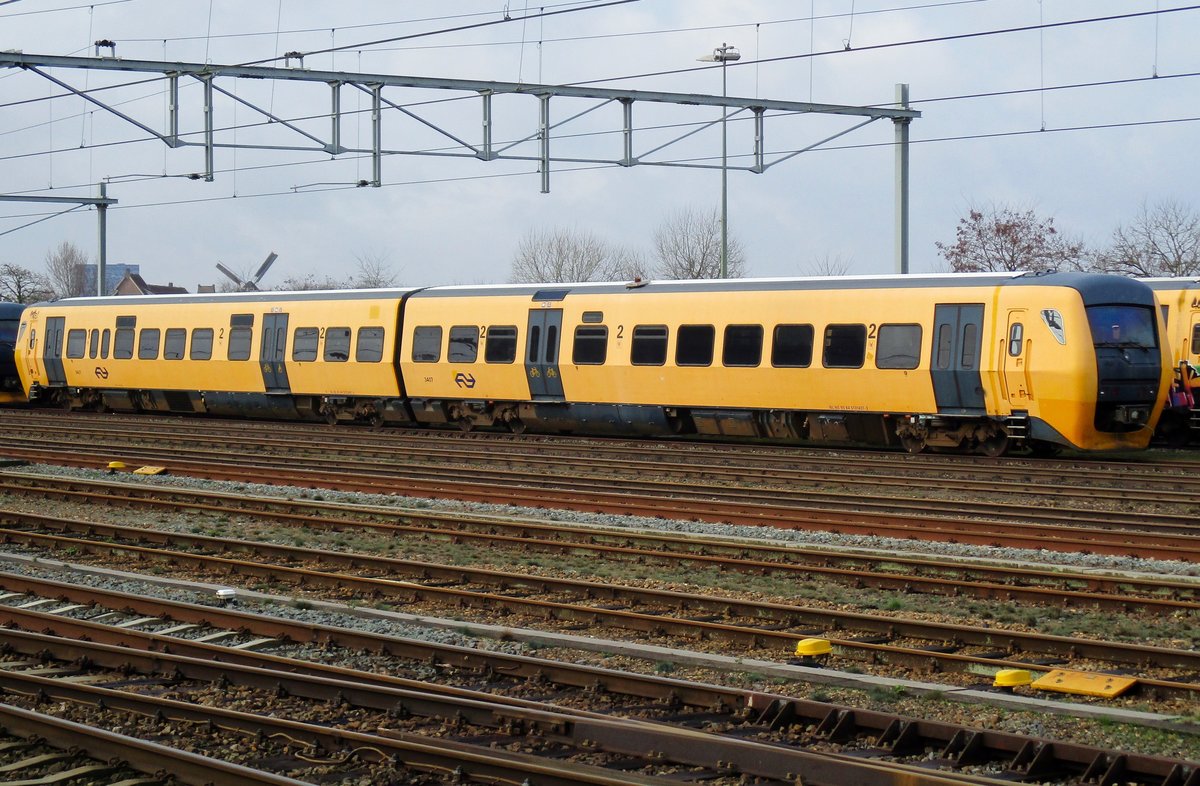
[1,472,1195,613]
[1,569,1196,786]
[1,430,1197,531]
[3,623,1196,786]
[0,628,1043,786]
[0,703,311,786]
[3,516,1199,695]
[6,413,1199,503]
[1,442,1197,560]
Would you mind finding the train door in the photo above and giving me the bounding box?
[44,316,66,386]
[259,312,291,394]
[931,304,986,413]
[525,308,564,400]
[1001,309,1031,403]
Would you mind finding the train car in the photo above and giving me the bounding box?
[13,290,416,423]
[14,271,1169,455]
[399,272,1168,454]
[0,302,27,405]
[1143,278,1200,444]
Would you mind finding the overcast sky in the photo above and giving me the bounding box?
[2,0,1198,290]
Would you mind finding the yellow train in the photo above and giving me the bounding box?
[10,271,1171,455]
[1144,278,1200,444]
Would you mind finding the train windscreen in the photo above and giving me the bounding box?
[1086,305,1156,349]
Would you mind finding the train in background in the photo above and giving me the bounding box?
[4,270,1169,456]
[0,302,25,406]
[1144,278,1200,445]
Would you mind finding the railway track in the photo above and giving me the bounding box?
[2,506,1198,702]
[0,411,1197,557]
[0,571,1196,786]
[1,471,1197,615]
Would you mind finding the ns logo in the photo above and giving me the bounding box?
[455,372,476,389]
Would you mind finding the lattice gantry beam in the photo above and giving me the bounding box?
[0,52,919,192]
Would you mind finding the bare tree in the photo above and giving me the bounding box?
[44,241,88,298]
[510,227,618,283]
[799,253,854,277]
[606,244,652,282]
[274,273,351,291]
[351,249,400,288]
[0,263,54,303]
[652,206,745,279]
[935,203,1085,273]
[1093,199,1200,277]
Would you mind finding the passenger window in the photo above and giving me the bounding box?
[822,324,866,368]
[411,326,442,363]
[164,328,186,360]
[676,325,715,367]
[100,329,111,359]
[1008,323,1024,356]
[138,328,161,360]
[961,323,978,369]
[485,326,517,364]
[722,324,763,367]
[190,328,213,360]
[114,329,135,359]
[292,327,319,361]
[572,326,608,365]
[631,325,668,366]
[356,327,385,363]
[772,324,813,368]
[324,327,351,362]
[448,326,479,363]
[88,329,99,359]
[528,325,541,363]
[935,324,953,369]
[875,324,922,369]
[66,329,86,359]
[228,328,252,360]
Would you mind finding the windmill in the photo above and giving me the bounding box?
[216,252,278,291]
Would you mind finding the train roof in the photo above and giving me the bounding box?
[1139,277,1200,290]
[27,271,1156,308]
[0,302,26,319]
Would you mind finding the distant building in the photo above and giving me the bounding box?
[113,272,189,296]
[80,263,139,297]
[196,284,217,293]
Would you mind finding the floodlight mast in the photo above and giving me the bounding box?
[697,43,741,279]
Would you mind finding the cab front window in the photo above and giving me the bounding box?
[1087,306,1156,349]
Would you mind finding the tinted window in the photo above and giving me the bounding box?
[722,324,762,367]
[935,324,953,369]
[164,328,186,360]
[1087,305,1156,348]
[325,327,351,362]
[546,325,558,363]
[961,323,978,369]
[88,329,98,359]
[875,324,921,369]
[485,326,517,363]
[66,329,86,359]
[528,325,541,363]
[190,328,213,360]
[448,326,479,363]
[823,324,866,368]
[356,327,385,363]
[1008,323,1023,356]
[572,326,608,365]
[292,327,319,361]
[228,328,252,361]
[114,329,134,359]
[138,328,161,360]
[412,326,442,363]
[676,325,715,367]
[631,325,668,366]
[100,329,110,360]
[1192,324,1200,357]
[772,324,813,368]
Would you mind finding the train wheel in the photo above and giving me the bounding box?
[900,435,925,454]
[978,433,1008,457]
[324,409,338,426]
[507,418,527,434]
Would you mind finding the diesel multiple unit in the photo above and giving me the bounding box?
[10,271,1171,455]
